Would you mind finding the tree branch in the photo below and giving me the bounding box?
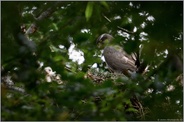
[26,2,64,35]
[2,75,28,95]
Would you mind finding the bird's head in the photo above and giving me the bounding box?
[96,33,114,48]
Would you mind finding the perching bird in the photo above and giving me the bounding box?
[96,33,144,78]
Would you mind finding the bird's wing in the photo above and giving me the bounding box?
[103,46,137,75]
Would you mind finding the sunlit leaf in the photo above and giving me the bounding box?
[85,2,94,21]
[100,1,109,9]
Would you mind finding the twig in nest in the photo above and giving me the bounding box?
[131,95,145,120]
[86,71,105,83]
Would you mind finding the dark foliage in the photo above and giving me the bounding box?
[1,1,183,121]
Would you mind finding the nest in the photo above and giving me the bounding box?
[86,68,146,120]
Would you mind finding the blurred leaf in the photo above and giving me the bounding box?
[100,1,109,9]
[85,2,94,21]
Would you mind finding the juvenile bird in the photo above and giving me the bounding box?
[96,33,141,78]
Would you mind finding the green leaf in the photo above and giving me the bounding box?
[49,45,59,52]
[126,107,138,113]
[85,2,94,21]
[100,1,109,9]
[52,23,58,31]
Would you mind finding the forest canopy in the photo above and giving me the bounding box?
[1,1,183,121]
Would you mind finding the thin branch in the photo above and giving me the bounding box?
[64,66,77,74]
[102,14,134,34]
[117,26,134,34]
[102,14,111,22]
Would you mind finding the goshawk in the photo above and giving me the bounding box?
[96,33,143,78]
